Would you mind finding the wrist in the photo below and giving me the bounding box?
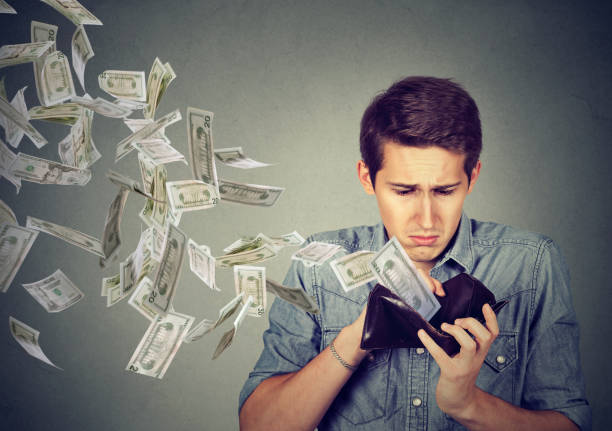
[445,387,484,423]
[334,325,369,366]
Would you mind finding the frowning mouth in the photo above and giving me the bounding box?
[409,236,438,246]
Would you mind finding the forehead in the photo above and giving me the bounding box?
[378,141,467,183]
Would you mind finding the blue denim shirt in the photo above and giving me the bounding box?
[239,214,591,430]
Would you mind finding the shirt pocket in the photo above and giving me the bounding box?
[479,331,518,402]
[323,329,391,426]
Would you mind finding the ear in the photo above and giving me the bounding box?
[467,160,482,194]
[357,160,375,195]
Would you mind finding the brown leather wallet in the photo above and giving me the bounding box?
[360,273,509,356]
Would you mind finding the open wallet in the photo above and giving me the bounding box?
[360,273,509,356]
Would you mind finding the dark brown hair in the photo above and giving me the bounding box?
[360,76,482,187]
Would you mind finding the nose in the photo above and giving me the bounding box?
[416,194,434,230]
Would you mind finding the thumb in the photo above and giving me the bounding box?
[417,268,445,297]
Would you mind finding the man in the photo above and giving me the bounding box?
[239,77,591,430]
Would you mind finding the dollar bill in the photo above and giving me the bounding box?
[101,273,119,297]
[234,266,266,317]
[0,223,38,292]
[71,25,94,91]
[0,199,17,225]
[166,180,218,214]
[10,152,91,185]
[149,225,165,262]
[5,86,28,148]
[57,108,100,168]
[105,274,122,306]
[0,137,21,191]
[216,243,277,268]
[40,0,102,26]
[0,75,6,100]
[187,239,216,290]
[223,233,276,255]
[72,94,132,118]
[40,51,76,106]
[112,238,156,307]
[143,58,175,119]
[29,103,82,125]
[149,224,186,315]
[218,179,284,207]
[99,70,146,101]
[115,109,181,162]
[266,279,319,314]
[212,296,253,360]
[0,0,16,13]
[126,310,194,379]
[184,292,244,343]
[9,316,60,369]
[139,162,175,230]
[22,269,84,312]
[330,250,376,293]
[187,107,218,194]
[99,187,129,267]
[0,96,47,148]
[114,98,147,110]
[369,236,440,321]
[291,241,342,267]
[132,140,186,166]
[214,146,272,169]
[31,21,58,105]
[0,41,53,68]
[124,118,165,136]
[106,170,158,201]
[26,215,104,257]
[128,276,158,321]
[266,231,306,250]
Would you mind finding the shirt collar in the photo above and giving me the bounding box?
[369,212,474,272]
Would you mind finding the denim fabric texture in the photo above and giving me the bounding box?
[239,213,591,430]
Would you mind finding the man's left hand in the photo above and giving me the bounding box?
[417,302,499,417]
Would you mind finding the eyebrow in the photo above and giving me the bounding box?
[387,181,462,189]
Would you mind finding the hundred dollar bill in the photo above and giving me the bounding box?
[71,25,94,91]
[132,140,186,166]
[0,96,47,148]
[115,109,181,162]
[330,250,376,293]
[10,152,91,185]
[218,179,284,207]
[369,236,440,321]
[214,146,272,169]
[40,51,76,106]
[291,241,342,267]
[234,265,266,317]
[22,269,84,312]
[166,180,218,214]
[40,0,102,26]
[26,215,104,257]
[0,223,38,292]
[72,94,132,118]
[187,107,218,194]
[31,21,57,105]
[149,224,186,315]
[143,58,175,119]
[0,41,53,68]
[29,103,82,125]
[266,278,319,314]
[187,239,216,290]
[0,199,17,225]
[212,295,253,360]
[0,0,16,13]
[126,310,194,379]
[216,243,277,268]
[184,292,244,343]
[128,276,158,321]
[5,86,28,148]
[99,187,129,267]
[101,273,119,297]
[9,316,60,369]
[0,138,21,191]
[99,70,146,101]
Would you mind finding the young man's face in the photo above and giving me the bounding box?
[358,141,480,272]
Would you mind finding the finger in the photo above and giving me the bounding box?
[482,303,499,338]
[417,329,450,365]
[453,317,495,347]
[417,269,445,297]
[440,322,477,354]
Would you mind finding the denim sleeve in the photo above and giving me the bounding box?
[238,258,321,414]
[523,239,592,430]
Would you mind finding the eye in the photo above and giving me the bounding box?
[394,189,414,196]
[435,188,455,196]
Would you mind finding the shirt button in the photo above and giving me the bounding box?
[412,397,422,407]
[416,348,425,355]
[496,355,506,364]
[367,352,376,362]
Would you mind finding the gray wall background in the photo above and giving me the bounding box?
[1,1,611,429]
